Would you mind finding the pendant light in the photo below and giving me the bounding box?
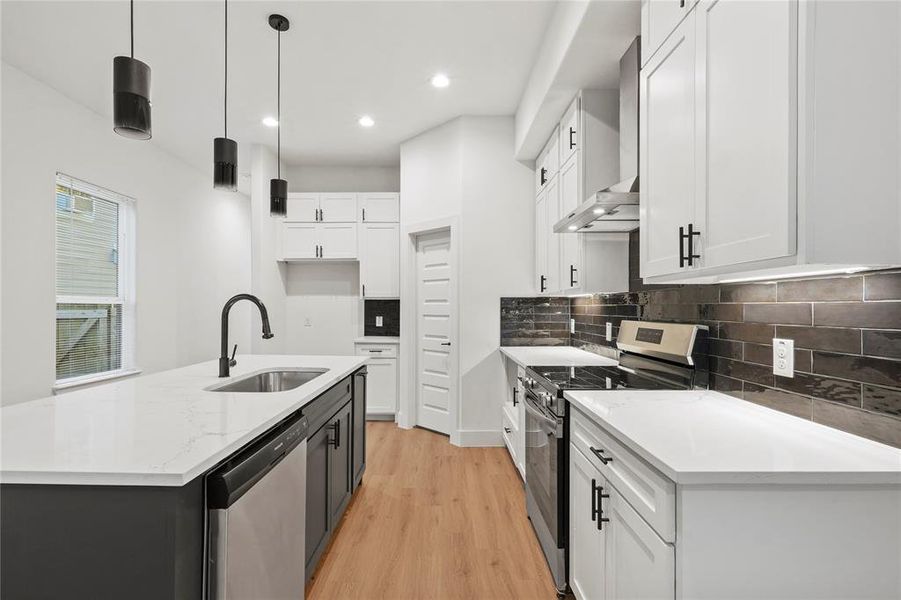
[269,14,289,216]
[113,0,152,139]
[213,0,237,190]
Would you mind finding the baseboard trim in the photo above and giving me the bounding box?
[456,429,504,447]
[366,413,395,422]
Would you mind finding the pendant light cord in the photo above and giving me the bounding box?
[277,28,281,178]
[224,0,228,138]
[130,0,134,58]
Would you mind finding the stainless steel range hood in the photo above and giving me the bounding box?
[555,37,640,234]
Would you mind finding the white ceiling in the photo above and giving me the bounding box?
[1,0,556,174]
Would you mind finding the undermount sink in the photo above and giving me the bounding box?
[208,368,328,393]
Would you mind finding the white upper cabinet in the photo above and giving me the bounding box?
[535,186,560,294]
[359,193,399,223]
[641,0,697,66]
[318,223,357,259]
[640,14,697,279]
[319,193,357,222]
[283,223,357,261]
[283,223,319,260]
[360,223,400,298]
[536,127,560,195]
[559,97,580,165]
[641,0,901,283]
[286,193,319,222]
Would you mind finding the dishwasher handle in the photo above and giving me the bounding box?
[208,414,308,509]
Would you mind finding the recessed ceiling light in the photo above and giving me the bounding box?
[593,208,607,215]
[358,115,375,128]
[262,116,279,127]
[568,225,579,231]
[431,73,450,88]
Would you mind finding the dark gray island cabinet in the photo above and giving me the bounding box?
[1,367,367,600]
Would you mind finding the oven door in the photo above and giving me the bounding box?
[524,389,564,545]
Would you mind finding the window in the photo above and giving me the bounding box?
[55,173,135,385]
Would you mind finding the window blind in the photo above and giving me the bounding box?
[55,173,133,382]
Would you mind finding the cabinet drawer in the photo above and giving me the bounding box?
[570,406,676,542]
[354,343,397,358]
[502,409,518,464]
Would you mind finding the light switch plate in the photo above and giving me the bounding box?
[773,338,794,377]
[376,316,384,327]
[570,318,575,334]
[606,322,613,342]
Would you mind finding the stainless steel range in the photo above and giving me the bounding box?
[523,320,709,595]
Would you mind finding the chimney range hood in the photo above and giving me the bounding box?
[555,37,640,234]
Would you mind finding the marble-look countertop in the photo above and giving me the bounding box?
[354,336,400,344]
[566,389,901,485]
[500,346,618,368]
[1,355,367,487]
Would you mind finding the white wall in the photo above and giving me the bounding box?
[285,165,399,193]
[284,262,360,356]
[0,63,252,405]
[399,116,533,444]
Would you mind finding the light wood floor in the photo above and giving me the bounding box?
[307,422,558,600]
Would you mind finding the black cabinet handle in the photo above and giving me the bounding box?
[593,479,611,531]
[540,167,547,186]
[569,127,576,150]
[590,446,613,465]
[362,284,365,297]
[504,426,512,434]
[679,226,687,268]
[570,264,578,287]
[680,0,685,7]
[513,387,519,406]
[320,245,325,259]
[540,275,547,293]
[362,207,366,222]
[687,223,701,266]
[441,342,451,346]
[329,420,341,448]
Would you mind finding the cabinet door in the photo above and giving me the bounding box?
[641,0,695,66]
[695,0,796,269]
[560,97,580,164]
[305,423,331,578]
[360,193,399,223]
[605,482,675,599]
[319,193,358,222]
[283,223,319,260]
[570,446,607,600]
[287,193,319,222]
[352,370,366,488]
[319,223,357,259]
[544,127,561,181]
[328,402,353,526]
[360,223,399,298]
[536,145,549,195]
[365,358,397,414]
[545,176,561,293]
[559,154,582,292]
[640,14,697,278]
[535,189,549,293]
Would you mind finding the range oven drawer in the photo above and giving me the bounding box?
[570,404,676,543]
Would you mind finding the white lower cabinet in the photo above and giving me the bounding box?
[355,343,398,417]
[570,447,608,600]
[502,359,525,477]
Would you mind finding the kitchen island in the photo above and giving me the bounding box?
[1,354,368,599]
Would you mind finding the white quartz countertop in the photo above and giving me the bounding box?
[354,336,400,344]
[1,355,367,487]
[500,346,617,368]
[566,390,901,485]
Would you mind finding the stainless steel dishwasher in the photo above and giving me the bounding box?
[207,413,308,600]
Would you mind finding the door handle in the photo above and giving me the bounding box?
[504,426,511,434]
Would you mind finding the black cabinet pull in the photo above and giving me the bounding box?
[320,245,325,259]
[593,479,611,531]
[329,420,341,448]
[590,446,613,465]
[679,226,687,268]
[540,275,547,293]
[504,426,512,434]
[569,127,576,150]
[680,0,685,7]
[362,284,365,297]
[687,223,701,266]
[540,167,548,186]
[440,342,452,346]
[570,264,578,287]
[513,387,519,406]
[362,207,366,222]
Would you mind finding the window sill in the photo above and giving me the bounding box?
[53,368,143,393]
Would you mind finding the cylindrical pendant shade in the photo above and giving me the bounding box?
[270,178,288,216]
[213,137,238,191]
[113,56,152,140]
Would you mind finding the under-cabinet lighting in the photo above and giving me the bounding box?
[720,267,871,284]
[593,208,607,215]
[568,225,579,231]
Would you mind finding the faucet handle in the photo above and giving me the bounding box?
[229,344,238,368]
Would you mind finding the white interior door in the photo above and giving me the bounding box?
[415,229,455,435]
[319,193,358,222]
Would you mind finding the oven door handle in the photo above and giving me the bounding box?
[524,395,562,435]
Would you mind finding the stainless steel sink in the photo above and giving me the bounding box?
[208,369,328,393]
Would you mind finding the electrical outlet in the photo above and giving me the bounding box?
[570,318,575,334]
[304,317,312,327]
[773,338,794,377]
[606,322,613,342]
[376,315,384,327]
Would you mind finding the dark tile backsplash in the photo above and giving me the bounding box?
[500,231,901,448]
[364,299,400,336]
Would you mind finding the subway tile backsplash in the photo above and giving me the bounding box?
[499,232,901,448]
